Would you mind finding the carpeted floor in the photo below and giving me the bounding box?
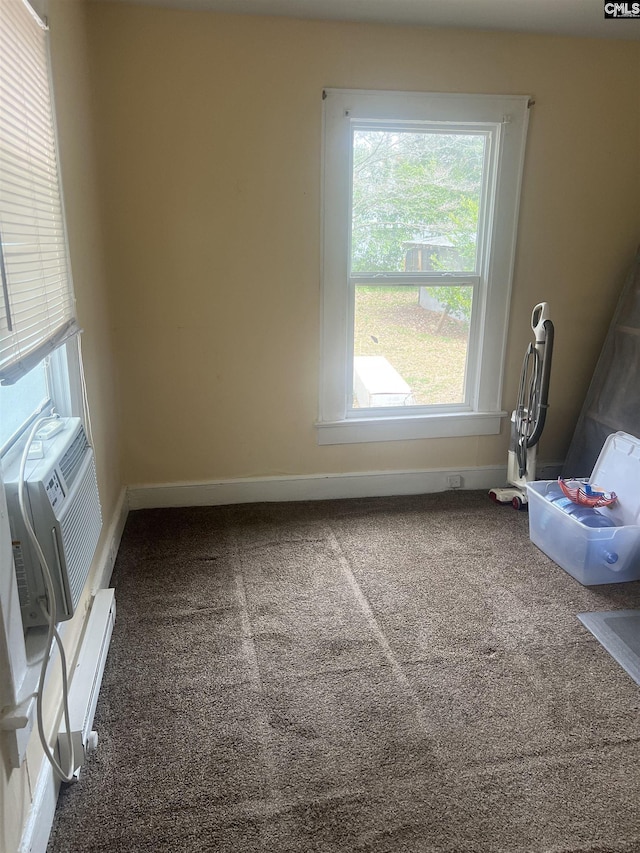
[47,491,640,852]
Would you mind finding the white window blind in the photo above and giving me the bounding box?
[0,0,78,387]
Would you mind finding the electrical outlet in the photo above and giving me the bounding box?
[447,474,462,489]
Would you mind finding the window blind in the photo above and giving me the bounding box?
[0,0,78,386]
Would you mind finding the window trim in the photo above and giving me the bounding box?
[317,89,530,444]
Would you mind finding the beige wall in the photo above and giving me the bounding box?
[85,4,640,485]
[1,2,122,850]
[51,1,122,514]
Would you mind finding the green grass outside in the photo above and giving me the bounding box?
[353,287,470,406]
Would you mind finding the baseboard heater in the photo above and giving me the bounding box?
[57,588,116,777]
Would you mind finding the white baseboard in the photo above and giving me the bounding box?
[93,486,129,593]
[18,759,58,853]
[127,465,511,509]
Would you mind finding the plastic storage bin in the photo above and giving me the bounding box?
[527,431,640,585]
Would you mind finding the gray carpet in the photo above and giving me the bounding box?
[47,492,640,852]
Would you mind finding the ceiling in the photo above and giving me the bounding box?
[93,0,640,40]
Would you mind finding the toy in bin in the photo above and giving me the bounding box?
[544,479,617,530]
[526,431,640,586]
[557,478,617,508]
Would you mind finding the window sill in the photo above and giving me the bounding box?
[316,410,507,445]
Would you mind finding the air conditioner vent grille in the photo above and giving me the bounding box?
[59,455,102,610]
[59,426,89,489]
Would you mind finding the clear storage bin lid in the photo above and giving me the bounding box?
[590,431,640,527]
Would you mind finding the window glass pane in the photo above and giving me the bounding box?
[352,285,472,408]
[351,130,486,274]
[0,358,50,450]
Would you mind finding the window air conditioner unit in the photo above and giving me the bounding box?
[4,417,102,629]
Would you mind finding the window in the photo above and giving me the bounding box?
[0,0,78,455]
[0,346,72,455]
[318,89,530,444]
[0,355,50,452]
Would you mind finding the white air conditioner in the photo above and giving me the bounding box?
[4,417,102,628]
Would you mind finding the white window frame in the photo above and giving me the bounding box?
[317,89,530,445]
